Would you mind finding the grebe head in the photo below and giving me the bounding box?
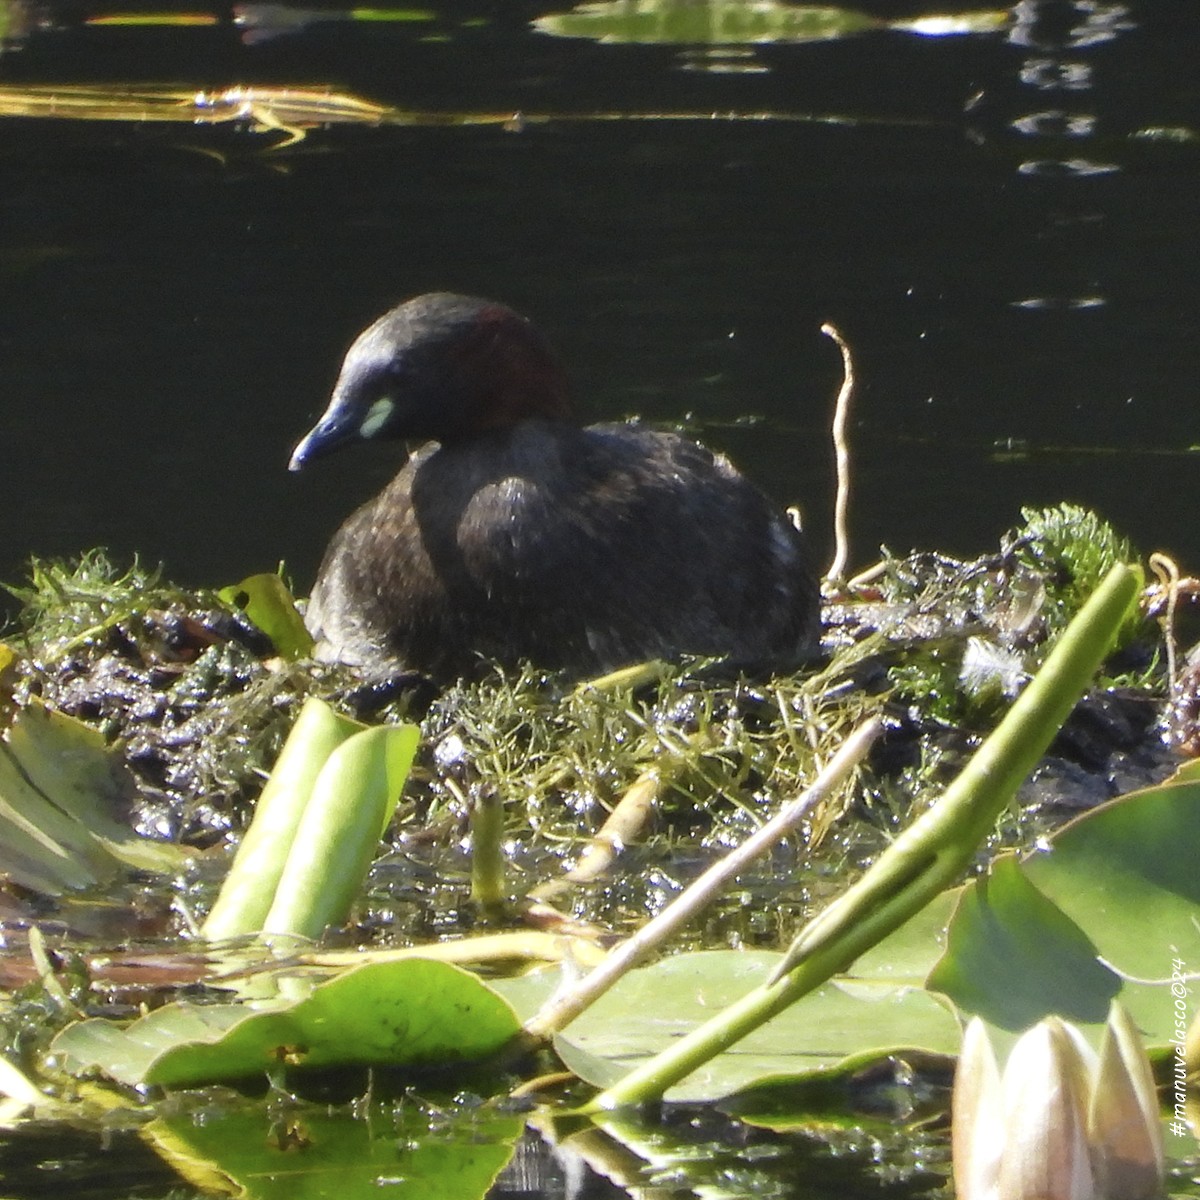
[289,292,571,471]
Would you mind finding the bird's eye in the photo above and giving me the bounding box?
[360,396,395,438]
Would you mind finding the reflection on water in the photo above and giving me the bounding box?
[1006,0,1128,183]
[1016,157,1118,176]
[532,0,1008,74]
[1010,295,1105,310]
[1010,110,1095,137]
[677,44,768,73]
[985,2,1141,308]
[0,0,437,48]
[1009,0,1134,50]
[1020,56,1092,88]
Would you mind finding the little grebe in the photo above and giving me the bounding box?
[290,293,821,680]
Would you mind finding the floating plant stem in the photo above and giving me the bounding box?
[471,787,507,914]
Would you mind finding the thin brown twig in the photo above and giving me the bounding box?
[1149,552,1181,695]
[821,323,855,584]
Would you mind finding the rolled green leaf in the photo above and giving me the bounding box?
[202,698,363,941]
[471,788,507,913]
[261,723,419,939]
[218,573,314,660]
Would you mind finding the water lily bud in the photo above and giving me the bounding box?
[998,1018,1095,1200]
[1185,1007,1200,1079]
[950,1006,1164,1200]
[1089,1002,1164,1200]
[953,1018,1004,1200]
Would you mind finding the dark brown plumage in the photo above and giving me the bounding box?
[290,293,821,680]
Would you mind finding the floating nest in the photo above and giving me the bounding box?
[0,504,1185,945]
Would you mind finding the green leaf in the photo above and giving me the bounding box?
[925,856,1121,1031]
[928,772,1200,1047]
[549,949,960,1103]
[203,697,365,940]
[52,958,521,1087]
[219,572,313,660]
[0,702,188,893]
[261,722,420,939]
[6,703,189,873]
[0,760,102,894]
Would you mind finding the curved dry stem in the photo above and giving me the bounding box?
[821,322,856,584]
[528,763,664,906]
[1149,552,1181,695]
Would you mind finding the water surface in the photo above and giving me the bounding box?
[1,1,1198,605]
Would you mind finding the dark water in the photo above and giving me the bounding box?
[1,0,1199,609]
[0,6,1197,1196]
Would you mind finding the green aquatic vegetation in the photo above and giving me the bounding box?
[0,705,190,894]
[410,655,877,897]
[3,535,1193,1200]
[204,701,419,941]
[1013,503,1140,643]
[3,553,334,841]
[0,939,93,1069]
[0,508,1163,947]
[585,564,1141,1108]
[881,504,1152,726]
[0,555,888,953]
[38,762,1200,1100]
[888,640,975,726]
[37,563,1194,1116]
[54,957,519,1087]
[218,572,314,661]
[5,550,190,654]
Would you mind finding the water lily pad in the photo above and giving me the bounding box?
[928,772,1200,1047]
[52,958,521,1087]
[550,948,960,1103]
[925,855,1121,1031]
[0,702,187,893]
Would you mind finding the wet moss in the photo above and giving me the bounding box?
[6,553,323,843]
